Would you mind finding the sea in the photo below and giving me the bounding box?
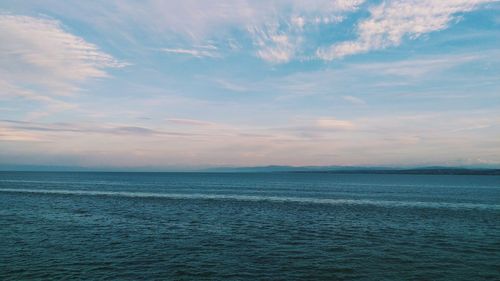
[0,172,499,280]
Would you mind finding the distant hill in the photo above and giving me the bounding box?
[1,164,499,175]
[201,165,381,173]
[201,166,500,175]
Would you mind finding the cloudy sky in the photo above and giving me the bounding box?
[1,0,499,169]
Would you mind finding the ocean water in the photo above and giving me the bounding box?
[0,172,499,280]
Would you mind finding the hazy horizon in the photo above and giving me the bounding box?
[1,1,500,168]
[3,161,500,172]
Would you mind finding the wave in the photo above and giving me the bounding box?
[0,188,498,210]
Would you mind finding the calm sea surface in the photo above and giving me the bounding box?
[0,172,499,280]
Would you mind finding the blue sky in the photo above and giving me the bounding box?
[0,0,499,169]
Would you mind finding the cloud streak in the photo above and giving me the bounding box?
[316,118,356,129]
[161,45,219,58]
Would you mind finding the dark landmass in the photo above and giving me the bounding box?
[294,168,500,175]
[1,164,499,175]
[201,165,416,173]
[202,165,500,175]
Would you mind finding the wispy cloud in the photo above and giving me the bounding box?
[8,1,493,63]
[0,79,77,120]
[352,54,483,78]
[0,126,43,141]
[317,0,496,60]
[0,120,199,137]
[99,0,365,63]
[161,44,219,58]
[249,51,497,100]
[252,31,297,63]
[246,0,364,63]
[342,95,366,105]
[1,109,499,167]
[0,1,499,168]
[0,14,126,118]
[215,79,249,92]
[316,118,356,129]
[0,14,126,90]
[166,118,216,127]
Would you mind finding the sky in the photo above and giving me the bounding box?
[0,0,499,170]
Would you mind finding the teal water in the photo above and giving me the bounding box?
[0,172,499,280]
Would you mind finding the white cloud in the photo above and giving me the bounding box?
[0,14,125,98]
[4,1,495,63]
[249,26,299,63]
[161,45,219,58]
[117,0,364,39]
[246,0,364,63]
[0,78,77,120]
[1,110,499,167]
[353,54,482,77]
[0,126,43,141]
[215,79,248,92]
[146,0,492,63]
[317,0,496,60]
[342,95,366,105]
[166,118,216,127]
[108,0,364,63]
[316,118,355,129]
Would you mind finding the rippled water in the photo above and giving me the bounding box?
[1,172,499,280]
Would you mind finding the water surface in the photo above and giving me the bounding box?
[0,172,499,280]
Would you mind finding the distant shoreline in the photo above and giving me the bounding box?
[288,169,500,176]
[201,166,500,175]
[1,168,500,175]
